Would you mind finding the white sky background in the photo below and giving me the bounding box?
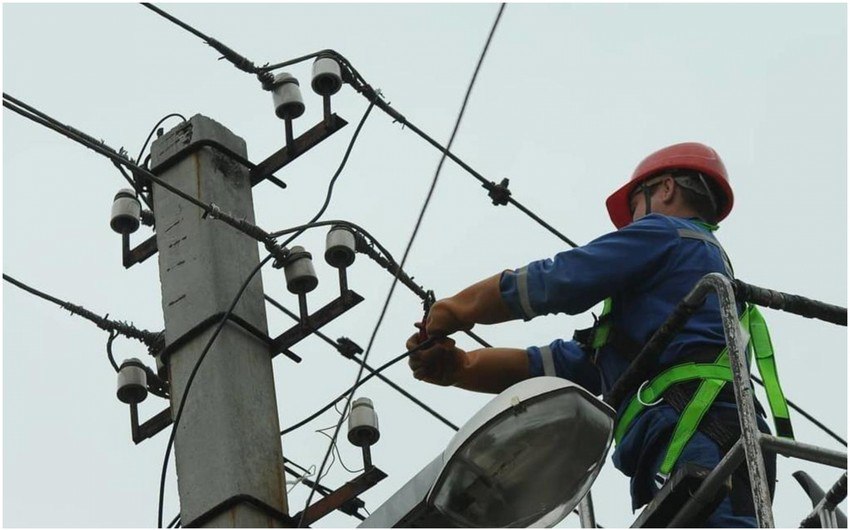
[2,3,847,528]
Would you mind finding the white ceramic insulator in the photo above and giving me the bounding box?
[284,246,318,294]
[348,397,380,447]
[311,57,343,96]
[117,358,148,404]
[272,73,305,120]
[110,188,141,234]
[325,226,356,268]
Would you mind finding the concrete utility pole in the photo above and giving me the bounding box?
[150,115,288,527]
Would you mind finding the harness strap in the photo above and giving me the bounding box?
[659,376,727,475]
[749,306,794,438]
[677,228,735,278]
[614,305,794,474]
[591,298,613,349]
[613,361,735,443]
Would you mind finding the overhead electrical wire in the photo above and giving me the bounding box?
[136,113,187,167]
[127,112,189,210]
[296,5,505,526]
[264,294,460,431]
[8,5,843,525]
[138,4,580,248]
[155,101,376,527]
[2,93,291,265]
[3,88,376,528]
[3,273,162,351]
[281,340,434,436]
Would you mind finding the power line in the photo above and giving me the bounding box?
[269,218,494,349]
[2,93,290,265]
[264,294,460,431]
[3,273,162,351]
[136,4,581,249]
[297,5,505,525]
[140,3,274,86]
[136,113,187,167]
[281,340,434,436]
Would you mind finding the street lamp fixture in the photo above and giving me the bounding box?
[360,377,615,528]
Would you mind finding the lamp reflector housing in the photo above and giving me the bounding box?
[428,378,614,528]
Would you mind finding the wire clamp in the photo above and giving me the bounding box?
[484,177,511,206]
[204,203,222,220]
[336,337,363,359]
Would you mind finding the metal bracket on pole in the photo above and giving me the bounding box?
[122,232,159,269]
[295,466,387,527]
[250,113,348,185]
[129,404,173,444]
[123,111,341,269]
[270,289,364,358]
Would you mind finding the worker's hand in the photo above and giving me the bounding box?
[425,299,472,338]
[406,324,467,386]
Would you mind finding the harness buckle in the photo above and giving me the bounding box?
[637,380,664,407]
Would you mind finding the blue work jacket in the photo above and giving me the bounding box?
[499,213,745,509]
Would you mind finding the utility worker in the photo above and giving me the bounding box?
[407,142,790,527]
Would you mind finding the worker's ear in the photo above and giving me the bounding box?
[659,176,677,204]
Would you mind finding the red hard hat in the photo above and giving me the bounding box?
[605,142,734,229]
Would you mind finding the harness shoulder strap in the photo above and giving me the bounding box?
[677,228,735,278]
[748,306,794,438]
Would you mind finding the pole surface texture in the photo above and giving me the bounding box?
[151,115,288,527]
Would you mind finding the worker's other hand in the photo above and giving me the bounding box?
[425,299,472,338]
[406,325,466,386]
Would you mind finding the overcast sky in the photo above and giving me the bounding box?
[3,3,847,528]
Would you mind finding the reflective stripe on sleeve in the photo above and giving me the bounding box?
[516,266,538,319]
[540,345,556,376]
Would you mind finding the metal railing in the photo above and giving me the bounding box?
[580,273,847,528]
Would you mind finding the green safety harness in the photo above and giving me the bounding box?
[586,224,794,477]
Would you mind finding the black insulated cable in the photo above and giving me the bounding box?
[141,3,272,85]
[136,2,581,249]
[264,294,460,431]
[296,5,505,526]
[136,113,187,168]
[2,273,162,349]
[2,93,289,265]
[281,340,435,436]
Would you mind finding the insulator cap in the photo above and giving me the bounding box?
[110,188,141,235]
[117,357,148,404]
[325,225,356,268]
[348,397,380,447]
[284,245,318,294]
[311,56,343,96]
[272,72,305,120]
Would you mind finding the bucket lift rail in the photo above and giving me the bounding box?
[598,273,846,528]
[605,275,847,411]
[800,472,848,528]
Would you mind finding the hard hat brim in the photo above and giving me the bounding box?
[606,179,640,229]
